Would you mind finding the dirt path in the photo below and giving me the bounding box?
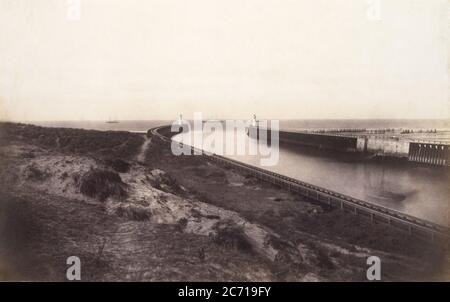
[136,136,151,163]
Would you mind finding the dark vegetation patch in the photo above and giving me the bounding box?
[115,205,151,221]
[21,151,36,159]
[105,158,130,173]
[175,217,188,232]
[188,208,220,220]
[79,169,128,201]
[0,122,144,160]
[213,220,254,254]
[23,164,49,181]
[269,235,301,263]
[310,242,336,271]
[190,209,203,219]
[204,214,221,220]
[147,171,185,196]
[0,191,41,280]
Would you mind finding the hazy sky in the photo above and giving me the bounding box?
[0,0,448,121]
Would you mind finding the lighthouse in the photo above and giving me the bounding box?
[251,114,257,127]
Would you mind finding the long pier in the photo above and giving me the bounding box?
[247,125,359,152]
[149,125,450,244]
[248,125,450,166]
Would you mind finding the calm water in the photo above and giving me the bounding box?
[229,140,449,226]
[32,119,450,226]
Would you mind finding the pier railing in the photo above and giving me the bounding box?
[149,126,450,244]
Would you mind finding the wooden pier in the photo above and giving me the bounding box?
[408,142,450,166]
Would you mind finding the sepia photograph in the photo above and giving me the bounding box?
[0,0,449,290]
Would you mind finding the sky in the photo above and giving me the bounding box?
[0,0,448,121]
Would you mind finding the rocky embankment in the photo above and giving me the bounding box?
[0,122,448,281]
